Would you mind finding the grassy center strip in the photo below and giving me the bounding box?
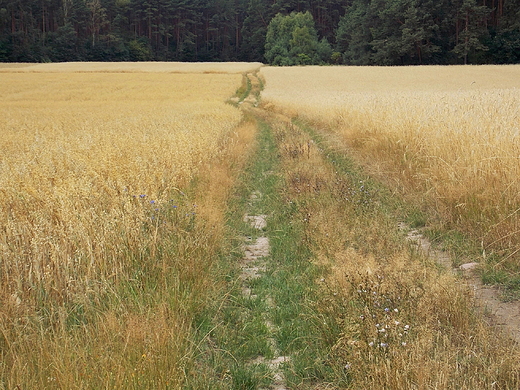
[190,114,338,389]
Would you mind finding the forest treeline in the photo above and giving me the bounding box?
[1,0,519,65]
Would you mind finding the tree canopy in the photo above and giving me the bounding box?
[265,11,331,65]
[0,0,518,64]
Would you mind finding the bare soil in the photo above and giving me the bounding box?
[401,223,520,344]
[241,194,290,390]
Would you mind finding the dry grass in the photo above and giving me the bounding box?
[0,65,258,388]
[261,65,520,270]
[272,114,520,389]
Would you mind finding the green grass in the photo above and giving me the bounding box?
[233,73,252,104]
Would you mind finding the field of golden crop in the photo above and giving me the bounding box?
[261,65,520,272]
[0,63,259,388]
[3,61,520,389]
[0,61,263,73]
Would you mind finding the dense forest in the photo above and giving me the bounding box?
[0,0,519,65]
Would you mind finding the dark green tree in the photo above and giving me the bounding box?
[0,0,517,63]
[484,0,520,63]
[240,0,270,61]
[336,0,374,64]
[452,0,489,64]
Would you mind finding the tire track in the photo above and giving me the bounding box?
[241,192,290,390]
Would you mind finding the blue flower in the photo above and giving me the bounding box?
[140,194,146,198]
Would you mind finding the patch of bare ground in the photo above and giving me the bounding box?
[400,223,520,343]
[240,192,290,390]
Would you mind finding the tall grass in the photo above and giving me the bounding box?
[260,65,520,274]
[0,68,256,388]
[270,116,520,389]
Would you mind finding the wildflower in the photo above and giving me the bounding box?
[394,308,399,312]
[380,343,388,348]
[404,325,410,331]
[150,200,155,204]
[401,342,407,347]
[368,341,374,347]
[140,194,146,198]
[344,363,351,371]
[384,308,390,313]
[394,320,400,326]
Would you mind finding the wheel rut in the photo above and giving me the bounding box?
[240,191,290,390]
[401,223,520,344]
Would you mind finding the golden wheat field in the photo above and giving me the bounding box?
[3,61,520,388]
[0,61,263,73]
[0,63,259,388]
[1,71,242,284]
[261,65,520,267]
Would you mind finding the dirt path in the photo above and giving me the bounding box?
[241,203,290,390]
[401,223,520,343]
[236,74,291,390]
